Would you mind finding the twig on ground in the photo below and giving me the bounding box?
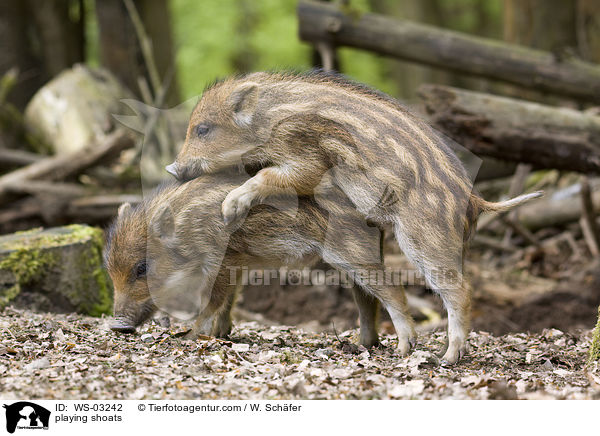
[473,235,518,253]
[503,164,532,245]
[580,176,600,258]
[500,215,541,248]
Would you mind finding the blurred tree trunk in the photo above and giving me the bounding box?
[1,0,85,156]
[95,0,179,106]
[0,3,43,110]
[28,0,85,78]
[95,0,141,95]
[369,0,448,100]
[504,0,577,52]
[138,0,179,105]
[368,0,502,100]
[503,0,577,103]
[577,0,600,63]
[0,0,85,111]
[504,0,600,100]
[230,0,258,73]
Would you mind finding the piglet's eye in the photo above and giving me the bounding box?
[134,261,147,279]
[195,124,210,137]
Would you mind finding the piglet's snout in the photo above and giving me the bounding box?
[165,163,178,178]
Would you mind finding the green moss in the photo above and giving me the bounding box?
[340,3,366,21]
[0,285,20,308]
[60,224,112,317]
[0,224,113,316]
[589,306,600,364]
[75,226,112,317]
[0,247,57,308]
[280,350,302,365]
[1,224,102,251]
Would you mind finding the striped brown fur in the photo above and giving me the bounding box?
[105,172,399,350]
[165,71,542,363]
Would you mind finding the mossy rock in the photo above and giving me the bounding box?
[0,224,112,316]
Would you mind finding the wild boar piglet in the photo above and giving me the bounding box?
[105,172,396,351]
[166,71,542,363]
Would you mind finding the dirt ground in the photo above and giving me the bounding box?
[0,306,598,400]
[237,259,600,337]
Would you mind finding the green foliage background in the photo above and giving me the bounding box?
[79,0,504,101]
[168,0,503,100]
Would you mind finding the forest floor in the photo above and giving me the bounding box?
[0,306,598,400]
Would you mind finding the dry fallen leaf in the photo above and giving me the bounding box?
[0,306,595,400]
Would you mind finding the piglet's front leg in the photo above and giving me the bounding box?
[221,166,309,224]
[222,179,261,224]
[184,311,217,340]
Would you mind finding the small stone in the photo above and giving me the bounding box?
[297,359,310,370]
[155,315,171,328]
[291,380,307,397]
[543,328,564,339]
[259,331,279,340]
[542,359,554,371]
[54,328,66,341]
[232,343,250,352]
[341,341,360,354]
[257,350,278,362]
[41,320,57,330]
[487,381,518,400]
[140,333,154,343]
[208,355,223,365]
[24,358,50,371]
[389,379,425,398]
[315,348,334,359]
[331,368,352,379]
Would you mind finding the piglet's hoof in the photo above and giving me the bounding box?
[110,318,136,334]
[221,187,254,224]
[440,347,467,366]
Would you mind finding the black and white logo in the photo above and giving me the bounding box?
[2,402,50,434]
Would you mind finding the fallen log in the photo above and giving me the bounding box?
[418,84,600,174]
[0,148,43,169]
[0,193,142,228]
[3,181,87,197]
[0,129,134,203]
[0,198,41,226]
[476,158,517,182]
[580,177,600,258]
[297,0,600,103]
[516,180,600,230]
[66,194,142,223]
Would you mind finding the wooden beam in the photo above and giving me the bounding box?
[418,84,600,174]
[297,0,600,103]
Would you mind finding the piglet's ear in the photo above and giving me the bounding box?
[151,205,175,240]
[117,202,132,218]
[228,82,258,126]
